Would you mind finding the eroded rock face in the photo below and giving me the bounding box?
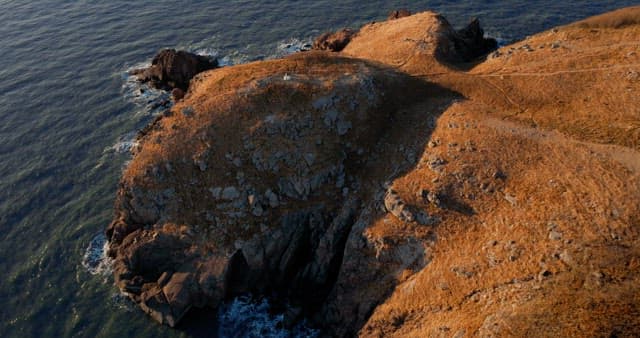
[130,49,218,91]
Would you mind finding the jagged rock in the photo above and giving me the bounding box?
[264,189,280,208]
[312,28,355,52]
[419,188,442,207]
[221,186,240,200]
[304,153,316,166]
[388,9,411,20]
[336,119,352,135]
[247,194,264,216]
[161,272,195,325]
[130,49,218,91]
[414,210,438,225]
[451,18,499,61]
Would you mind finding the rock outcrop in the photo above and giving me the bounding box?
[342,11,497,72]
[450,18,498,61]
[108,7,640,337]
[130,49,218,91]
[312,28,356,52]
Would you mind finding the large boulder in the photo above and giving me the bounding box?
[130,49,218,91]
[312,28,356,52]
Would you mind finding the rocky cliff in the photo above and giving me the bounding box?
[107,7,640,337]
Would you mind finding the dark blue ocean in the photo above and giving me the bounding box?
[0,1,636,337]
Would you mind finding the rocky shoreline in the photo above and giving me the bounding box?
[107,7,640,337]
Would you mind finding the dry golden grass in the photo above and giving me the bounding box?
[114,8,640,336]
[334,8,640,337]
[358,101,640,337]
[572,6,640,29]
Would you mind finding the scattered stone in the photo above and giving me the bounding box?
[195,159,207,171]
[384,188,414,222]
[452,267,474,278]
[248,194,264,217]
[336,119,352,135]
[489,50,503,59]
[539,270,552,279]
[182,106,194,116]
[209,187,222,199]
[493,170,506,180]
[171,88,185,101]
[264,189,280,208]
[521,44,534,52]
[559,250,574,267]
[221,186,240,200]
[549,229,563,241]
[304,153,316,166]
[504,193,517,206]
[445,18,498,62]
[427,157,446,172]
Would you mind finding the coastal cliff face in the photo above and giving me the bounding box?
[107,7,640,336]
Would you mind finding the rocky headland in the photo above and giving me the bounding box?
[107,7,640,336]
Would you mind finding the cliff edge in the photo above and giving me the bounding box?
[107,7,640,336]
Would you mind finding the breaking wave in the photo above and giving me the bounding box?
[218,296,318,338]
[81,233,113,276]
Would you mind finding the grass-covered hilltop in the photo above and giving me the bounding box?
[106,7,640,337]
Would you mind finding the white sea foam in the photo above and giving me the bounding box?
[273,38,313,58]
[193,47,220,58]
[106,131,139,154]
[218,296,318,338]
[81,233,113,276]
[121,65,172,115]
[110,292,135,312]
